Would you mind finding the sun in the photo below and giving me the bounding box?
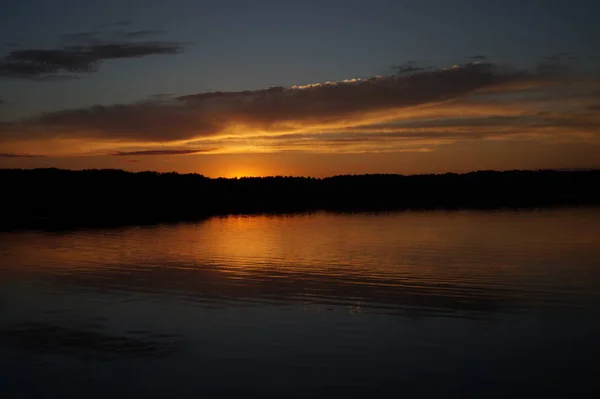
[223,167,264,178]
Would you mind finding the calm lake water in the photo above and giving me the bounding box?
[2,208,600,398]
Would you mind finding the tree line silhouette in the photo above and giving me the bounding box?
[1,168,599,229]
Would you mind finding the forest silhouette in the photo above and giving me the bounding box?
[1,168,599,229]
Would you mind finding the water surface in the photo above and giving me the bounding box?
[2,208,600,397]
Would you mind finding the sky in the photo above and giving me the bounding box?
[1,0,599,177]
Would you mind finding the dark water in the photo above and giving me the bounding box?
[1,208,600,398]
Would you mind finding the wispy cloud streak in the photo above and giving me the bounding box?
[112,149,216,156]
[0,152,45,158]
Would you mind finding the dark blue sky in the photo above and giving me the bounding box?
[2,0,599,115]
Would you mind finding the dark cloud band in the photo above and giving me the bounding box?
[112,149,216,156]
[1,62,598,156]
[0,152,45,158]
[3,63,513,141]
[0,28,183,80]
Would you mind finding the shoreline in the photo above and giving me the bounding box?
[2,168,600,231]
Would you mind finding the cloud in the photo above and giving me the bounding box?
[0,42,182,80]
[4,63,514,141]
[62,29,168,43]
[1,61,599,156]
[112,149,217,156]
[0,152,45,158]
[123,30,168,38]
[467,55,487,60]
[182,112,591,154]
[391,61,429,74]
[0,28,183,80]
[542,52,574,61]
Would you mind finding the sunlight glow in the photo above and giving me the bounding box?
[222,166,265,178]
